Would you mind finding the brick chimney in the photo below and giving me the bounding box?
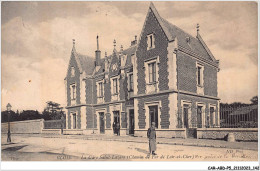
[95,35,101,66]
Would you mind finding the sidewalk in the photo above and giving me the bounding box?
[38,134,258,151]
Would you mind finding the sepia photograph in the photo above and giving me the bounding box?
[1,0,259,169]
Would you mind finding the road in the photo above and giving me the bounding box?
[1,134,258,161]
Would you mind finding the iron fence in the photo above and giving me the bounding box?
[44,119,65,129]
[220,105,258,128]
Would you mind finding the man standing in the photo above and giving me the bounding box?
[147,122,157,155]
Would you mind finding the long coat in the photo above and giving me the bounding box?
[147,127,156,152]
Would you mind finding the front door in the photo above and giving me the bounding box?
[149,105,158,128]
[99,112,105,134]
[113,111,120,134]
[129,109,135,135]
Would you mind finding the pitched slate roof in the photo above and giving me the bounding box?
[161,19,213,61]
[77,54,95,75]
[123,45,137,67]
[149,2,216,62]
[94,45,137,75]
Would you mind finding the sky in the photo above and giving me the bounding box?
[1,1,258,112]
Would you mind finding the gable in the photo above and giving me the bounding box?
[137,2,218,65]
[109,51,120,77]
[66,52,81,79]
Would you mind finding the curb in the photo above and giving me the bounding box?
[19,134,258,151]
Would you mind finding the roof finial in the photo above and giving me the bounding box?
[120,45,123,52]
[113,39,116,49]
[72,39,76,51]
[105,51,107,58]
[196,23,200,35]
[96,35,99,51]
[135,35,137,41]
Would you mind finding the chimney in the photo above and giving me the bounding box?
[196,23,200,37]
[131,35,137,46]
[95,35,101,66]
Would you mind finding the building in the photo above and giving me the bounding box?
[64,3,220,138]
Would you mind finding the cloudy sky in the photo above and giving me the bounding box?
[1,1,258,111]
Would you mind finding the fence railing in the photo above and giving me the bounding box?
[220,104,258,128]
[44,120,65,129]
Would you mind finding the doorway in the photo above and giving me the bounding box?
[129,109,134,135]
[113,111,120,135]
[99,112,105,134]
[149,105,158,128]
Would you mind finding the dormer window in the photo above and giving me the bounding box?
[110,76,120,101]
[147,33,155,50]
[98,82,104,97]
[71,67,75,77]
[129,73,134,91]
[113,78,118,94]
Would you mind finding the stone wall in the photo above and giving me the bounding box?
[197,128,258,141]
[1,119,44,134]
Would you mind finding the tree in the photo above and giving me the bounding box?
[42,101,64,120]
[250,96,258,105]
[19,110,42,121]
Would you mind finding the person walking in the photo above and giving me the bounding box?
[147,122,157,155]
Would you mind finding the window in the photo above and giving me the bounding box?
[148,62,156,83]
[197,66,202,85]
[113,78,118,94]
[71,84,76,100]
[129,74,133,91]
[98,82,103,97]
[210,106,216,127]
[196,63,204,95]
[147,34,155,50]
[197,106,203,128]
[196,103,206,128]
[71,67,75,77]
[196,63,204,86]
[149,35,153,48]
[145,58,159,93]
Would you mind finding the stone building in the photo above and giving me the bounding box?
[64,3,220,138]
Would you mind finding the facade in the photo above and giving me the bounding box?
[64,3,220,138]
